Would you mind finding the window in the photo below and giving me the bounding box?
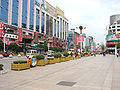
[22,0,27,28]
[63,20,64,39]
[36,9,40,32]
[22,32,26,35]
[41,12,45,34]
[46,14,49,35]
[12,0,19,26]
[57,21,59,38]
[49,17,53,37]
[54,19,56,37]
[60,18,62,38]
[117,29,120,31]
[0,0,8,23]
[28,33,32,36]
[29,0,34,30]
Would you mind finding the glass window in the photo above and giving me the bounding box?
[28,33,32,36]
[22,31,26,35]
[54,19,56,37]
[65,22,66,39]
[41,12,45,34]
[63,20,64,39]
[57,21,59,38]
[117,29,120,31]
[46,14,49,35]
[22,0,27,28]
[60,18,62,38]
[36,9,40,32]
[0,0,8,23]
[50,17,53,37]
[29,0,34,30]
[12,0,19,26]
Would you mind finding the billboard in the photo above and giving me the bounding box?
[56,6,64,18]
[18,28,22,42]
[45,1,57,17]
[106,34,117,41]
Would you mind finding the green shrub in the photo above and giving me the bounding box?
[13,60,27,64]
[47,58,54,60]
[0,64,3,70]
[63,52,69,57]
[57,53,62,58]
[54,54,58,58]
[36,55,45,60]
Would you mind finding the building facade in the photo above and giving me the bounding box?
[106,14,120,54]
[0,0,69,51]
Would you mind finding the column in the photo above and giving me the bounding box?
[34,6,36,32]
[44,13,46,35]
[18,0,22,28]
[8,0,12,25]
[27,0,30,30]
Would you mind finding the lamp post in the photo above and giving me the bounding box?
[78,26,86,53]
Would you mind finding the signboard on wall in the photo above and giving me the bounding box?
[18,28,22,42]
[56,6,64,18]
[45,1,57,17]
[34,32,39,43]
[106,41,120,45]
[106,34,117,41]
[0,22,3,37]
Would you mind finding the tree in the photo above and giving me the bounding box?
[117,43,120,49]
[0,40,4,51]
[7,43,19,53]
[101,44,105,51]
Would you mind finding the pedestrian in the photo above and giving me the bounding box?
[70,52,73,56]
[116,52,119,58]
[75,52,77,58]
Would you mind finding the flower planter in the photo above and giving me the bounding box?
[60,58,65,62]
[37,59,46,66]
[54,58,60,63]
[48,60,55,64]
[11,63,30,71]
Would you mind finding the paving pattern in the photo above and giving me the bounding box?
[0,55,120,90]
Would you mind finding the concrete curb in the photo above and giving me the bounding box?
[0,70,8,75]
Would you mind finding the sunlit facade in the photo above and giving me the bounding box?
[0,0,69,50]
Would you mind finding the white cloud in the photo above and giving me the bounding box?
[46,0,120,44]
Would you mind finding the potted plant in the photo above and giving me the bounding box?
[11,60,30,71]
[47,57,55,64]
[63,52,69,61]
[54,53,62,63]
[0,64,4,70]
[36,55,46,66]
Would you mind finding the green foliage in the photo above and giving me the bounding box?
[47,58,54,60]
[117,43,120,48]
[54,53,62,58]
[68,46,74,49]
[101,44,105,51]
[36,55,45,60]
[63,52,69,57]
[13,60,27,64]
[0,64,4,70]
[7,43,19,53]
[36,44,48,52]
[49,47,62,52]
[0,40,4,51]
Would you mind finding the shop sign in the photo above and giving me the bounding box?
[0,22,3,37]
[56,6,64,18]
[34,32,39,43]
[106,41,120,45]
[45,1,57,17]
[18,28,22,42]
[106,34,117,41]
[91,43,94,47]
[22,34,34,39]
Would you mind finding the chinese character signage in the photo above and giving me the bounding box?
[18,28,22,42]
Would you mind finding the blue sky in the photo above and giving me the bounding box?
[46,0,120,44]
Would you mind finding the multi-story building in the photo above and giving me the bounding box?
[106,14,120,54]
[0,0,69,51]
[67,29,95,52]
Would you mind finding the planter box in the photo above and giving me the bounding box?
[37,59,46,66]
[11,63,30,71]
[54,58,60,63]
[60,58,65,62]
[48,60,55,64]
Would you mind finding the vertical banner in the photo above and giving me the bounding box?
[18,28,22,42]
[91,43,94,47]
[47,43,50,47]
[77,37,79,45]
[0,22,4,37]
[3,37,7,43]
[34,32,39,43]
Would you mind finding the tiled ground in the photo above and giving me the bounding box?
[0,55,119,90]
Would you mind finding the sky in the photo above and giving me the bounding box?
[46,0,120,44]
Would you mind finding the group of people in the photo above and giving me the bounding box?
[70,52,78,58]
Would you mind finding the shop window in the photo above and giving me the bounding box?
[23,32,26,35]
[28,33,32,36]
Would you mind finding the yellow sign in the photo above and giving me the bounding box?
[56,6,64,18]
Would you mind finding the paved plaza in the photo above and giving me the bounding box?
[0,55,120,90]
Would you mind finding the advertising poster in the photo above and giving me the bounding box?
[18,28,22,42]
